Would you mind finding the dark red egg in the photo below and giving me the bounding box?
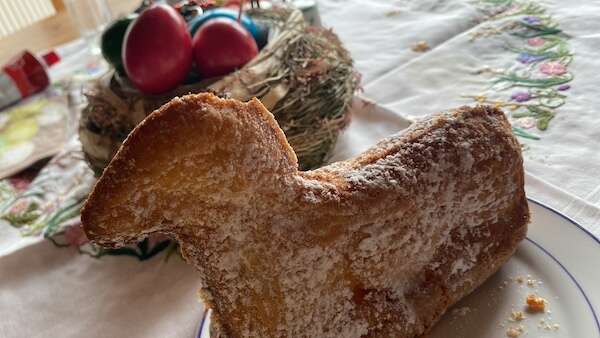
[123,4,193,94]
[192,18,258,78]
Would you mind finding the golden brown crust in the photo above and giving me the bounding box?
[81,93,529,338]
[82,93,297,247]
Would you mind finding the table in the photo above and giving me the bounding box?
[1,0,600,337]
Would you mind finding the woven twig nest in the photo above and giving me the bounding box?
[79,8,358,175]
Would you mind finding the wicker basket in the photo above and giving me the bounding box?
[79,8,357,175]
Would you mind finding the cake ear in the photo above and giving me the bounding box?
[81,93,298,247]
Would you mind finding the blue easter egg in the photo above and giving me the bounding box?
[254,22,269,49]
[188,8,259,41]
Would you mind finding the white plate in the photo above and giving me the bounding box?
[196,199,600,338]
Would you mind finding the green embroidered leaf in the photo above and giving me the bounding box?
[0,181,15,203]
[1,201,41,227]
[513,22,561,38]
[512,126,541,140]
[538,96,565,109]
[512,111,535,118]
[526,105,553,115]
[481,0,514,6]
[523,105,555,130]
[537,116,552,130]
[494,72,573,88]
[2,211,40,227]
[43,199,82,237]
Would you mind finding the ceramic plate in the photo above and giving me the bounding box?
[196,199,600,338]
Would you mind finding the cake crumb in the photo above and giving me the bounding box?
[515,276,525,284]
[411,41,429,52]
[526,294,546,312]
[539,318,560,331]
[506,326,524,337]
[511,311,525,321]
[385,9,402,17]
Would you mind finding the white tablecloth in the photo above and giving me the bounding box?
[1,1,599,337]
[324,0,600,234]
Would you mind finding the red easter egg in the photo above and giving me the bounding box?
[192,18,258,78]
[123,4,193,94]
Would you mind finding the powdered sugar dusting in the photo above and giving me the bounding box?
[82,95,528,338]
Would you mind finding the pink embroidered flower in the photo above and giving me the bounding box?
[8,177,32,192]
[9,200,29,214]
[527,37,545,46]
[42,202,56,214]
[517,117,536,129]
[540,62,567,75]
[64,225,89,246]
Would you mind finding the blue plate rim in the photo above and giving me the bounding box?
[527,197,600,245]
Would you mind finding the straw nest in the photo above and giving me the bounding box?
[79,8,358,174]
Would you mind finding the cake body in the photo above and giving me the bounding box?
[82,94,529,338]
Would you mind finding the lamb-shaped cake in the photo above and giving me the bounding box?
[82,93,529,338]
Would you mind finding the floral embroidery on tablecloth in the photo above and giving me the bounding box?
[466,0,573,140]
[0,139,176,261]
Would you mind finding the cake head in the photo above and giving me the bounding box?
[82,93,298,247]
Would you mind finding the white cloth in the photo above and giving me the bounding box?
[1,1,599,337]
[0,239,203,338]
[323,0,600,232]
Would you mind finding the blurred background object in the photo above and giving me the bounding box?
[0,0,335,178]
[64,0,113,54]
[0,0,57,38]
[0,0,138,179]
[0,0,138,64]
[291,0,321,26]
[0,51,51,110]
